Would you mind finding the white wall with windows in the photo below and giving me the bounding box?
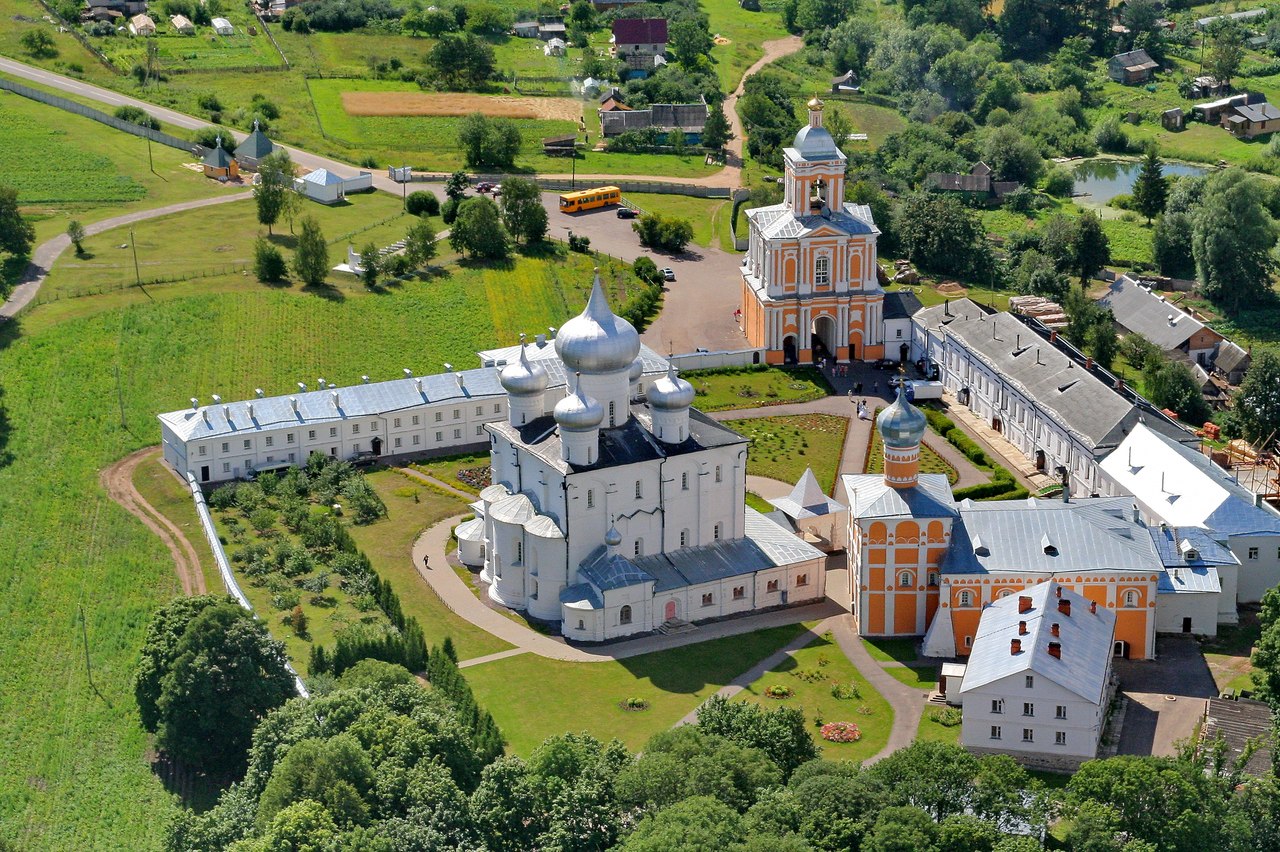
[960,671,1109,766]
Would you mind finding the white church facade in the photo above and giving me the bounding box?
[460,273,828,641]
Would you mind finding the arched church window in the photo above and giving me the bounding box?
[1124,590,1138,608]
[815,255,830,286]
[959,590,973,607]
[619,605,632,625]
[899,571,912,588]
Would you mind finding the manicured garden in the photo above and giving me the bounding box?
[462,623,811,754]
[410,451,492,497]
[733,413,848,492]
[735,631,893,760]
[684,364,831,411]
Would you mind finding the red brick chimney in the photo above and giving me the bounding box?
[1048,642,1061,659]
[1090,600,1097,614]
[1019,620,1028,635]
[1049,330,1058,343]
[1085,356,1094,370]
[1011,638,1022,654]
[1055,585,1062,598]
[1018,595,1033,613]
[1058,599,1071,617]
[1051,622,1060,637]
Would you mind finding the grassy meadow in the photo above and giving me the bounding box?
[683,365,831,411]
[732,413,848,492]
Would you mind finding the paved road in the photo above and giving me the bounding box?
[2,190,251,320]
[1115,634,1217,757]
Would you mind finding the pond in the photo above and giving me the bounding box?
[1071,159,1208,204]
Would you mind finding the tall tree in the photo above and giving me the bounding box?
[426,32,495,89]
[445,170,470,201]
[895,194,992,280]
[1192,170,1278,314]
[1132,146,1169,224]
[498,177,548,245]
[450,197,510,260]
[1205,21,1246,89]
[0,185,35,258]
[359,241,381,289]
[153,602,295,773]
[458,113,522,169]
[66,219,86,255]
[403,217,438,268]
[1145,360,1211,425]
[1072,211,1111,285]
[1236,349,1280,450]
[253,149,294,235]
[668,19,713,69]
[291,216,330,288]
[701,105,731,151]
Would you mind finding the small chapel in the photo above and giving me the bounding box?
[461,274,829,642]
[739,97,886,365]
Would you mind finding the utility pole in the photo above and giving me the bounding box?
[130,226,141,286]
[146,132,154,175]
[571,149,577,189]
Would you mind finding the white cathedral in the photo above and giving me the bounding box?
[456,274,828,642]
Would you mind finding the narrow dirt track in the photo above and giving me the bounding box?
[100,448,207,596]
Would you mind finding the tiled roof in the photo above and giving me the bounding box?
[613,17,667,44]
[960,581,1117,704]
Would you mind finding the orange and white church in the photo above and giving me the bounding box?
[739,97,885,365]
[838,387,1233,662]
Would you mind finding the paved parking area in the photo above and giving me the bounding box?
[1115,635,1217,757]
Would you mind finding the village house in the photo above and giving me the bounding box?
[599,99,709,141]
[128,12,155,35]
[169,13,194,33]
[1107,48,1159,84]
[293,168,373,204]
[1193,92,1265,124]
[956,582,1117,771]
[200,137,238,181]
[1097,275,1225,366]
[1224,101,1280,138]
[831,70,857,93]
[612,18,668,77]
[84,0,145,19]
[912,299,1194,497]
[513,20,540,37]
[1214,340,1252,385]
[924,163,1020,206]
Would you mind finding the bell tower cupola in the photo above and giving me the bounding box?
[785,96,847,217]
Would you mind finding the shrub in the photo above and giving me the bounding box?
[764,684,794,699]
[113,105,160,130]
[1094,116,1130,154]
[567,233,591,252]
[928,707,962,727]
[830,681,861,700]
[254,239,287,282]
[290,604,308,637]
[405,190,439,217]
[633,212,694,253]
[196,92,223,113]
[441,197,459,225]
[1043,166,1074,197]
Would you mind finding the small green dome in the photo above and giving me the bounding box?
[876,383,927,448]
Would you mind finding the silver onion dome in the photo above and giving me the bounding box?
[499,335,549,397]
[554,374,604,432]
[628,357,644,383]
[647,362,695,411]
[876,382,927,449]
[604,526,622,547]
[554,269,641,374]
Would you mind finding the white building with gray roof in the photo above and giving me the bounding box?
[1097,276,1224,366]
[958,581,1117,770]
[476,274,827,639]
[913,299,1194,497]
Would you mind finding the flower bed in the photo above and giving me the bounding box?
[618,697,650,712]
[820,721,862,742]
[456,466,492,490]
[764,684,794,699]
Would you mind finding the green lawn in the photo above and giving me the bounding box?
[860,636,919,665]
[735,631,893,761]
[37,192,411,301]
[839,100,907,148]
[916,705,962,745]
[623,193,730,248]
[733,413,849,493]
[702,0,791,92]
[884,664,938,692]
[865,411,959,485]
[410,451,492,497]
[131,453,221,595]
[684,365,831,411]
[463,623,810,754]
[0,91,226,245]
[1201,616,1262,694]
[745,491,773,513]
[89,7,282,73]
[345,472,513,662]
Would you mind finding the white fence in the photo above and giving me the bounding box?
[670,348,764,371]
[186,472,310,698]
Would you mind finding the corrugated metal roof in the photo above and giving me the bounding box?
[578,547,654,591]
[945,496,1161,575]
[1149,524,1239,568]
[1097,276,1207,351]
[1157,564,1220,594]
[842,473,958,520]
[302,168,344,186]
[959,581,1116,704]
[746,202,878,240]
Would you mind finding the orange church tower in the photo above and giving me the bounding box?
[739,97,885,365]
[876,382,925,488]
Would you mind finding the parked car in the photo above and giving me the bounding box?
[888,374,907,388]
[474,181,494,193]
[616,207,638,219]
[873,358,899,370]
[661,267,676,282]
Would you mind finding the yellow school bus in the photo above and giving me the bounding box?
[559,186,622,213]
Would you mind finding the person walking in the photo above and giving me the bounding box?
[854,380,863,394]
[423,553,430,569]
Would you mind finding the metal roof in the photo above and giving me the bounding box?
[959,581,1116,704]
[1235,102,1280,123]
[560,582,604,609]
[302,168,345,186]
[1149,524,1239,569]
[486,405,747,476]
[746,202,878,240]
[1100,422,1280,537]
[945,496,1162,575]
[915,301,1173,454]
[1097,276,1207,351]
[632,509,824,592]
[1157,564,1220,594]
[883,291,924,320]
[769,467,846,520]
[578,547,655,591]
[1111,48,1158,70]
[234,125,274,160]
[455,517,484,542]
[612,17,667,44]
[843,473,957,520]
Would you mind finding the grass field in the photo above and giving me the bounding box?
[131,454,221,593]
[861,636,919,664]
[702,0,790,92]
[734,630,893,761]
[462,623,809,754]
[916,705,962,745]
[623,193,731,248]
[90,7,282,73]
[410,452,491,497]
[733,413,848,493]
[0,92,229,248]
[683,366,830,411]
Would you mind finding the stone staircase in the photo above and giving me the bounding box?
[657,618,696,636]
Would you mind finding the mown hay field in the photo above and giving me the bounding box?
[341,91,582,122]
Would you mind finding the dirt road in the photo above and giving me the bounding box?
[100,448,206,596]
